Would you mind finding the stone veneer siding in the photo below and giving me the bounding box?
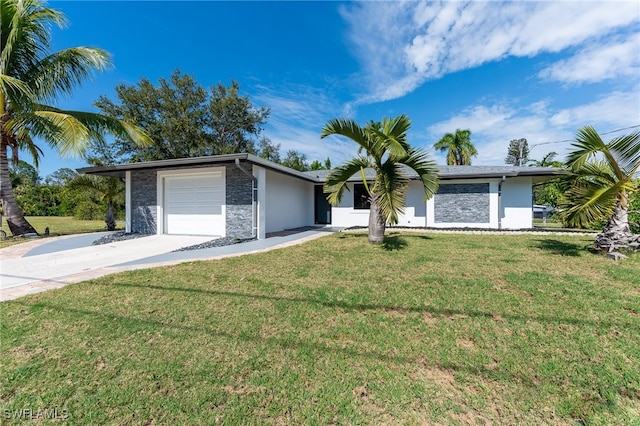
[130,163,253,237]
[434,183,490,223]
[224,163,253,238]
[131,169,158,234]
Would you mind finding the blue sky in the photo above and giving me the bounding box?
[35,0,640,178]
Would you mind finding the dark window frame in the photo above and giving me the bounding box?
[353,183,371,210]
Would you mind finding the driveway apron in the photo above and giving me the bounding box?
[0,235,213,293]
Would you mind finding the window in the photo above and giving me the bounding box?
[354,184,371,209]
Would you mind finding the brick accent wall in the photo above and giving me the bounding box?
[225,163,253,238]
[131,169,158,234]
[434,183,490,223]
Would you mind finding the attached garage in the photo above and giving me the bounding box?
[158,169,226,236]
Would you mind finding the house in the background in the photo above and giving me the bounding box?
[78,153,560,239]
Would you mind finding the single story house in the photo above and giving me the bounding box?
[78,153,561,239]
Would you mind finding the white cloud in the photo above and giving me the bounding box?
[425,87,640,166]
[341,1,640,103]
[539,33,640,84]
[253,85,360,165]
[549,89,640,128]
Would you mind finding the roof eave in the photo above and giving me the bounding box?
[77,153,321,183]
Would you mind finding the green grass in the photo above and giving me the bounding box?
[0,216,122,248]
[1,232,639,425]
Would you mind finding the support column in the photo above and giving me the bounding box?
[125,171,131,233]
[253,166,266,239]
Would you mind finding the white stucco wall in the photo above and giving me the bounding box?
[264,169,314,233]
[330,183,370,227]
[329,181,428,227]
[500,177,533,229]
[255,172,532,231]
[396,181,428,227]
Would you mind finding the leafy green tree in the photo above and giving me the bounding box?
[44,167,78,186]
[559,126,640,252]
[14,182,61,216]
[257,138,281,163]
[505,138,529,166]
[0,0,151,236]
[68,175,124,230]
[528,152,564,208]
[310,157,332,171]
[93,71,269,163]
[433,129,476,165]
[321,114,439,243]
[9,159,39,187]
[281,150,310,172]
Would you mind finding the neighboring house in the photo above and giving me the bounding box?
[78,153,560,239]
[533,204,555,219]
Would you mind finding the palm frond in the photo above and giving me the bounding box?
[324,156,371,206]
[566,126,623,179]
[68,174,124,201]
[32,110,91,157]
[373,161,408,225]
[321,118,372,152]
[560,179,624,227]
[400,148,439,200]
[0,0,65,76]
[24,47,111,102]
[433,133,453,151]
[6,110,64,160]
[20,135,44,168]
[0,74,34,102]
[372,115,411,161]
[573,160,618,186]
[608,131,640,177]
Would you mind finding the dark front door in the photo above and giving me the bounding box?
[314,185,331,224]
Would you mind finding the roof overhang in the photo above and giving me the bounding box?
[305,166,563,183]
[78,155,563,184]
[77,153,321,183]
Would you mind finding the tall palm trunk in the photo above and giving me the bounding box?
[594,193,640,252]
[368,196,386,244]
[0,136,38,236]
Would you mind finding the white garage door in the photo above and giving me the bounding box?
[163,171,225,236]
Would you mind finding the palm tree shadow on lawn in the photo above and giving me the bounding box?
[382,235,408,251]
[534,239,592,257]
[338,232,431,250]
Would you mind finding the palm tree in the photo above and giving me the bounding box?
[559,126,640,252]
[0,0,151,236]
[433,129,477,165]
[321,114,439,244]
[527,151,563,168]
[68,175,123,231]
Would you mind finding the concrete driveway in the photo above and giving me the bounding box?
[0,228,337,301]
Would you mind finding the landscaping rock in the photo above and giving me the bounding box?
[92,232,151,246]
[173,236,255,252]
[91,232,256,251]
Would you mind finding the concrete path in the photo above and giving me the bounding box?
[0,228,338,301]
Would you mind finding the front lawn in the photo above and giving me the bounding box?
[0,216,122,248]
[1,232,638,424]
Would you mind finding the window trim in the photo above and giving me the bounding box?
[353,183,371,210]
